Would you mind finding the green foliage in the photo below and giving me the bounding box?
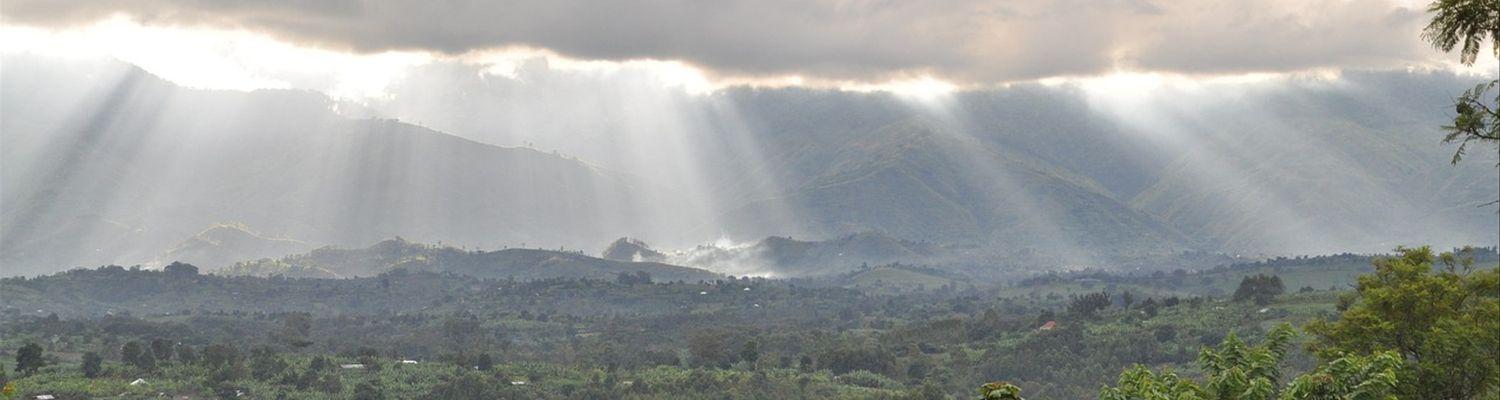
[176,344,199,365]
[1306,246,1500,399]
[1232,275,1285,305]
[1097,325,1406,400]
[123,341,157,370]
[979,381,1024,399]
[1441,80,1500,166]
[81,352,102,378]
[739,340,761,365]
[838,370,901,389]
[1422,0,1500,178]
[163,261,200,277]
[352,380,384,400]
[1422,0,1500,65]
[1278,351,1402,400]
[13,343,43,376]
[151,338,175,364]
[474,353,495,371]
[1068,291,1111,317]
[1100,366,1202,400]
[1195,324,1295,400]
[201,343,246,384]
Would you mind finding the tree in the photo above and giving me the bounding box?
[426,371,500,400]
[249,347,288,381]
[176,344,199,365]
[276,313,314,349]
[1279,351,1403,400]
[441,312,483,350]
[474,353,494,371]
[1423,0,1500,65]
[1441,81,1500,167]
[135,348,157,370]
[1233,275,1285,305]
[353,380,385,400]
[616,271,652,285]
[121,342,145,369]
[1068,291,1111,317]
[1098,324,1294,400]
[1306,246,1500,399]
[1096,324,1407,400]
[163,261,199,276]
[82,352,103,378]
[151,339,174,364]
[1196,326,1295,400]
[1100,366,1203,400]
[979,382,1025,400]
[818,341,896,375]
[202,343,246,384]
[1140,297,1161,318]
[14,343,44,376]
[688,329,731,368]
[739,340,761,365]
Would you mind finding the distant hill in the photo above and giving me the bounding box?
[156,223,311,270]
[659,231,951,278]
[601,237,666,262]
[218,237,720,282]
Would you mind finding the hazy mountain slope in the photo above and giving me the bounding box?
[715,77,1496,257]
[724,119,1195,262]
[0,57,653,276]
[4,57,1494,276]
[156,223,312,270]
[219,238,720,282]
[279,62,1500,261]
[1127,72,1499,255]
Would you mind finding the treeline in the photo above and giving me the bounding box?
[984,246,1500,400]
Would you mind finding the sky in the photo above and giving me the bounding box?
[2,0,1495,100]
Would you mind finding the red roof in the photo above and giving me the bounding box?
[1038,321,1057,330]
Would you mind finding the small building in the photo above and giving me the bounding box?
[130,378,147,386]
[340,364,366,369]
[400,360,419,364]
[1038,321,1058,331]
[36,395,56,400]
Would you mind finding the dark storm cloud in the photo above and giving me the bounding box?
[1,0,1439,83]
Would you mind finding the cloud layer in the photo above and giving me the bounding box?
[2,0,1443,84]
